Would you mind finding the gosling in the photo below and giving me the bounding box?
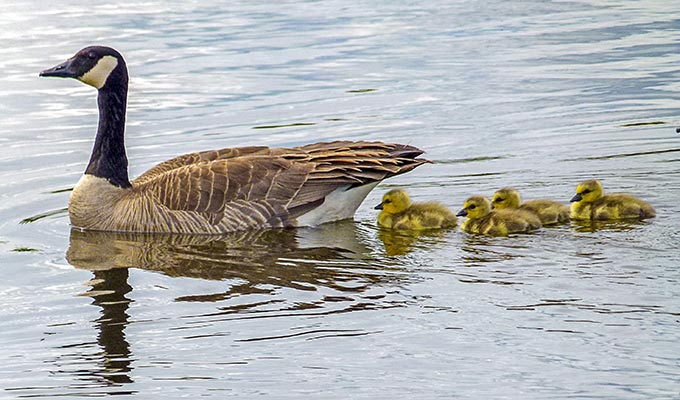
[374,189,457,230]
[456,195,541,236]
[569,179,655,220]
[492,187,570,225]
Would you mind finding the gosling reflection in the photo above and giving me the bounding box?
[377,229,450,256]
[571,219,650,233]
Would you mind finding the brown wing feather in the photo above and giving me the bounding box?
[285,142,428,210]
[128,141,428,232]
[136,157,313,227]
[133,146,272,185]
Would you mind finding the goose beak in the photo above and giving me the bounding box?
[569,193,582,203]
[40,58,78,78]
[374,202,383,210]
[456,209,467,217]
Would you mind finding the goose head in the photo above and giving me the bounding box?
[456,195,491,219]
[40,46,127,90]
[374,189,412,214]
[492,187,521,209]
[570,179,603,203]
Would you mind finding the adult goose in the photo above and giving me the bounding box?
[40,46,428,234]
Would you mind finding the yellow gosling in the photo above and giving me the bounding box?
[456,195,541,236]
[569,179,656,220]
[375,189,457,230]
[492,187,570,225]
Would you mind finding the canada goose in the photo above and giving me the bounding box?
[569,179,655,220]
[492,187,570,225]
[40,46,429,233]
[456,195,541,236]
[374,189,456,230]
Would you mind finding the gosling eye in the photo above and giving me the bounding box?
[468,205,476,210]
[493,197,503,203]
[580,189,591,195]
[87,51,97,59]
[383,199,392,204]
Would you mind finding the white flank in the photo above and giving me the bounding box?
[296,182,379,227]
[79,55,118,89]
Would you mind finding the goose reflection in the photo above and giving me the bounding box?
[83,268,134,387]
[67,220,375,287]
[65,221,396,390]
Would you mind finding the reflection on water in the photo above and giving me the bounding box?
[39,268,136,396]
[60,222,415,391]
[85,269,134,388]
[67,221,382,285]
[377,228,452,256]
[3,0,680,397]
[570,219,653,233]
[66,221,414,301]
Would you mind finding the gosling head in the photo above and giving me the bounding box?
[570,179,604,203]
[40,46,127,90]
[492,187,521,209]
[456,195,491,219]
[374,189,412,214]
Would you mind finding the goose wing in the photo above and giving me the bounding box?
[133,141,429,231]
[136,156,315,230]
[133,146,271,185]
[134,140,426,185]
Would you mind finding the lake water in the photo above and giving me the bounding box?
[1,0,679,398]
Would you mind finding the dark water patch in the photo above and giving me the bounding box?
[619,121,666,127]
[152,376,216,381]
[252,122,316,129]
[566,148,680,161]
[346,88,377,93]
[50,188,73,194]
[434,156,506,164]
[19,208,68,224]
[11,247,40,252]
[237,328,379,342]
[4,388,138,398]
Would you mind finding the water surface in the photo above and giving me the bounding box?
[1,1,679,398]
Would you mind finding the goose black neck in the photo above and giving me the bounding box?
[85,69,131,188]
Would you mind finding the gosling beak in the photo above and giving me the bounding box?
[39,58,78,78]
[374,202,383,210]
[569,193,582,203]
[456,209,468,217]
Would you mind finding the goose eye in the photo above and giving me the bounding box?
[384,199,392,204]
[494,198,503,203]
[468,205,476,210]
[87,51,97,59]
[581,189,591,195]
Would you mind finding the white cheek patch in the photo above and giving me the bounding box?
[79,55,118,89]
